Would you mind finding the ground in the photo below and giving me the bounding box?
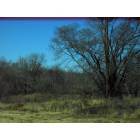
[0,95,140,122]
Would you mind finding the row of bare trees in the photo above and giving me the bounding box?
[0,53,139,100]
[0,54,87,100]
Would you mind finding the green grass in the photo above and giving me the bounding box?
[0,95,140,122]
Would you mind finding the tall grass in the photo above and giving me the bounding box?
[0,94,140,122]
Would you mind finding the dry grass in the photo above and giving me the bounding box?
[0,95,140,122]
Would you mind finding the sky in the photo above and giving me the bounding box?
[0,18,86,67]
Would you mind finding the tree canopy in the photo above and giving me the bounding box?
[51,18,140,97]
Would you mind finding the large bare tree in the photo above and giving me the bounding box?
[51,18,140,98]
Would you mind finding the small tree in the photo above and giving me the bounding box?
[16,54,45,93]
[125,54,140,97]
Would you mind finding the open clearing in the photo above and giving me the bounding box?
[0,96,140,122]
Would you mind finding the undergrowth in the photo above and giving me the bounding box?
[0,94,140,122]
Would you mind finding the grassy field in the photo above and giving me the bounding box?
[0,94,140,122]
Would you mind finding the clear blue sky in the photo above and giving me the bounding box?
[0,18,86,67]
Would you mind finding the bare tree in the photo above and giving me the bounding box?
[51,18,140,98]
[125,54,140,97]
[16,54,45,93]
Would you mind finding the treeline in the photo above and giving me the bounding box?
[0,53,140,101]
[0,54,93,100]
